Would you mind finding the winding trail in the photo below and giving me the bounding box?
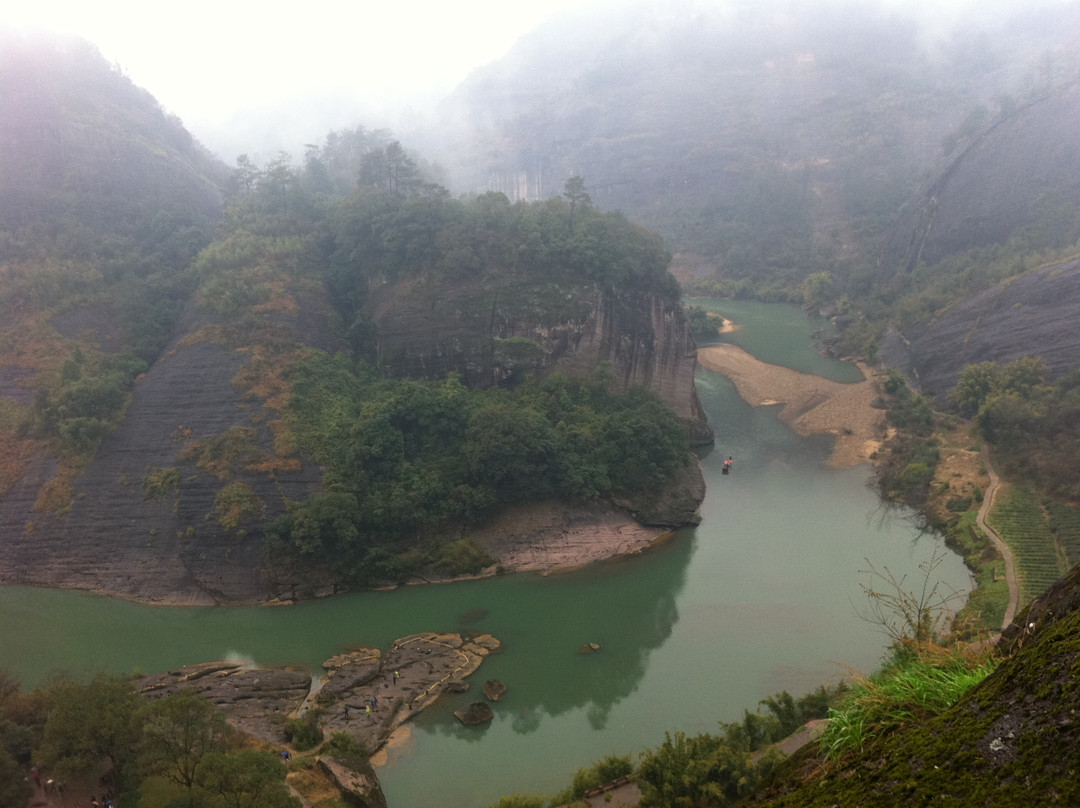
[976,446,1020,630]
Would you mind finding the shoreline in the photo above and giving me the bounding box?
[697,343,886,468]
[19,340,888,606]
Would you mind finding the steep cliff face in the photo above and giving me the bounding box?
[879,256,1080,401]
[0,286,347,604]
[371,278,713,444]
[887,82,1080,273]
[0,274,709,603]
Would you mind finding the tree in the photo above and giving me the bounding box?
[137,690,236,790]
[39,675,141,795]
[949,361,1003,416]
[563,175,591,231]
[636,729,764,808]
[358,141,421,195]
[195,749,300,808]
[0,751,31,808]
[801,271,833,308]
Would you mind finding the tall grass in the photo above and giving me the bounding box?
[820,646,998,761]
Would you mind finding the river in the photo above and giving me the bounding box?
[0,301,970,807]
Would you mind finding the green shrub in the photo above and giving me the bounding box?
[143,467,181,499]
[431,538,493,576]
[285,716,323,751]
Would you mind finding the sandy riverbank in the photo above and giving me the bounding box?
[471,500,676,575]
[697,343,886,468]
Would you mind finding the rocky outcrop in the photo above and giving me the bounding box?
[136,632,500,808]
[887,82,1080,273]
[138,661,312,742]
[454,701,495,725]
[315,633,502,753]
[318,757,387,808]
[879,256,1080,402]
[0,287,346,604]
[371,279,713,445]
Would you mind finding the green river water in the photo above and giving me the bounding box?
[0,301,970,807]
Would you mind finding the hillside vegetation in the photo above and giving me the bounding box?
[0,36,703,602]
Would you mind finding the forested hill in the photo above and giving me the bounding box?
[423,0,1080,293]
[0,28,227,263]
[0,33,707,603]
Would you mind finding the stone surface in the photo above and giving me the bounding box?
[887,82,1080,272]
[135,633,500,808]
[880,257,1080,402]
[0,288,344,604]
[318,757,388,808]
[370,279,713,444]
[136,661,313,742]
[482,679,507,701]
[0,277,709,603]
[454,701,495,725]
[315,633,502,754]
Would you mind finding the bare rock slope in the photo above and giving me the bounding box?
[881,256,1080,401]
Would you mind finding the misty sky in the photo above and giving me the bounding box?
[4,0,618,156]
[3,0,1067,161]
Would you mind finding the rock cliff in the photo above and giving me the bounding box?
[371,278,713,445]
[0,285,346,604]
[887,82,1080,273]
[1,277,709,603]
[879,256,1080,402]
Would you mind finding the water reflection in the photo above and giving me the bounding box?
[416,531,694,737]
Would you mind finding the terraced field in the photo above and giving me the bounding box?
[1047,500,1080,568]
[987,485,1067,607]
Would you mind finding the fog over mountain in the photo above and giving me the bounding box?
[5,0,1076,163]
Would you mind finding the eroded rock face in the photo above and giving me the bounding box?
[137,661,312,742]
[319,757,388,808]
[0,288,346,604]
[137,633,500,808]
[370,280,713,445]
[454,701,495,725]
[0,275,708,603]
[315,633,503,754]
[880,257,1080,402]
[888,82,1080,273]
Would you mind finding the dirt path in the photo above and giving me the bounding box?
[976,446,1020,630]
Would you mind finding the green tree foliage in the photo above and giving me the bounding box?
[12,676,296,807]
[549,753,633,805]
[685,306,720,343]
[273,354,690,581]
[636,729,773,808]
[327,183,678,329]
[34,350,148,454]
[0,673,34,808]
[39,674,142,794]
[195,749,300,808]
[283,716,323,751]
[137,690,236,790]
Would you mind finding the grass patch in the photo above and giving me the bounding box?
[820,646,998,761]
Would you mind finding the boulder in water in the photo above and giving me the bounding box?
[455,701,495,725]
